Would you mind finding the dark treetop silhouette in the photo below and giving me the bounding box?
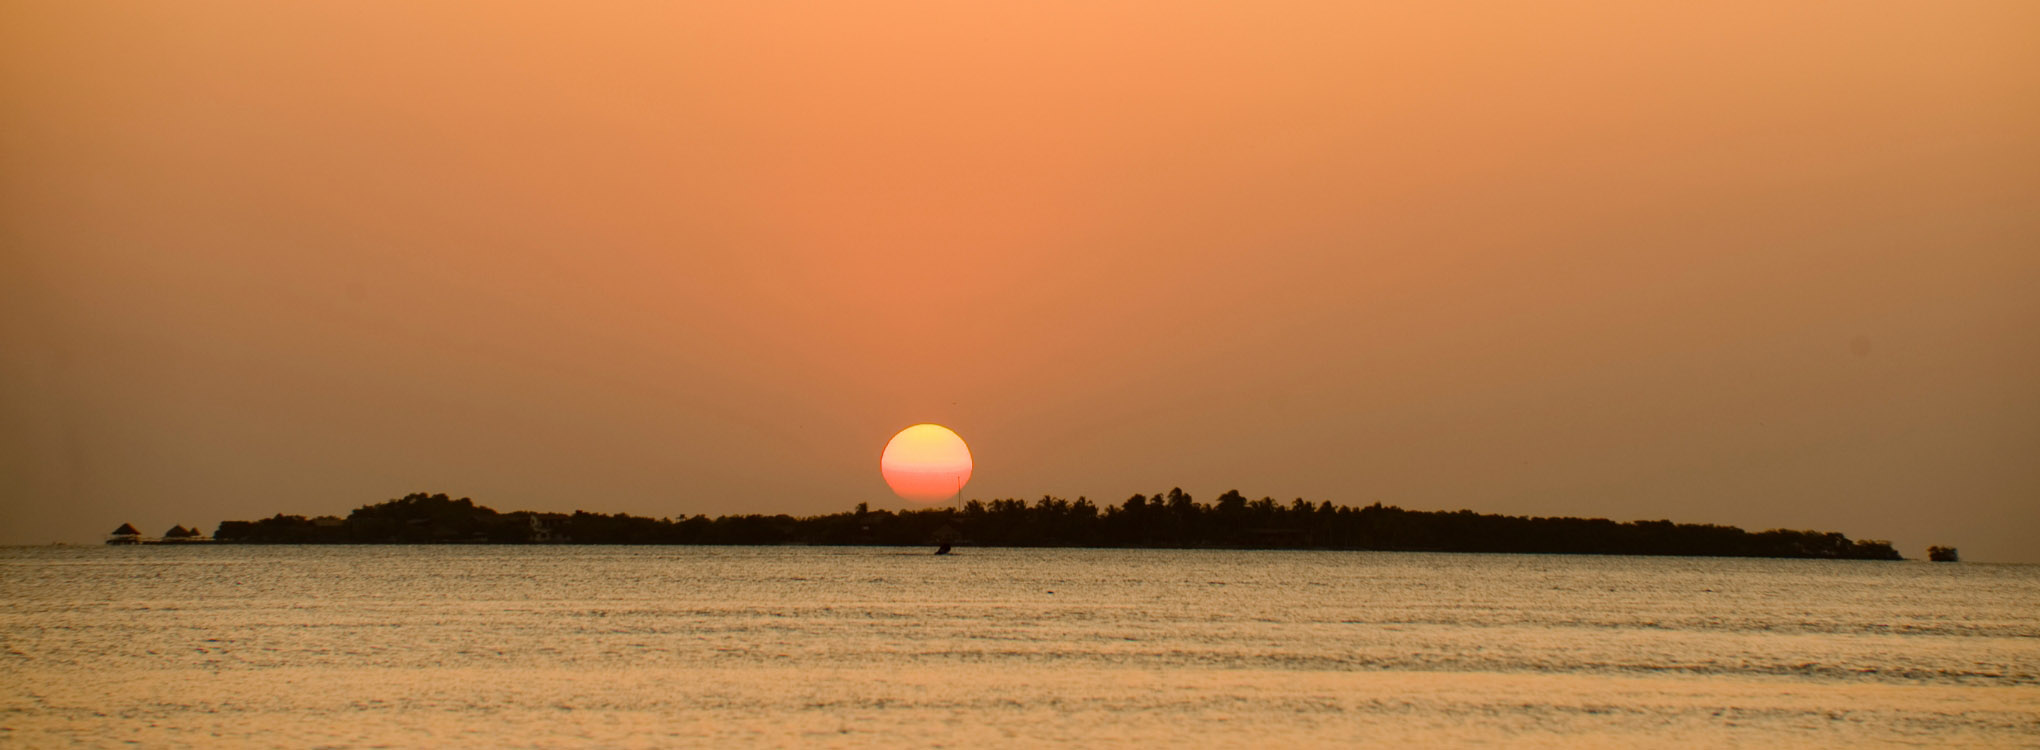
[208,491,1905,559]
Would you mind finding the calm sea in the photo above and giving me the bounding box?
[2,546,2035,748]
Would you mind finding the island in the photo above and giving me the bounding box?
[199,491,1906,559]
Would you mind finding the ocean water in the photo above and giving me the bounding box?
[1,546,2035,748]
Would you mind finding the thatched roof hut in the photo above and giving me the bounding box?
[107,523,142,545]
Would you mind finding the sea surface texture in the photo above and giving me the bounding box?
[2,546,2035,748]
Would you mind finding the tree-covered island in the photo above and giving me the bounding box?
[209,491,1904,559]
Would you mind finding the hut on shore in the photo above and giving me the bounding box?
[107,523,142,545]
[162,525,203,542]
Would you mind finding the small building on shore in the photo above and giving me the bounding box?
[107,523,142,545]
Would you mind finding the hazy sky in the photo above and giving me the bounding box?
[4,1,2036,560]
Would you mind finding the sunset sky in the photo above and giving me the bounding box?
[4,1,2035,560]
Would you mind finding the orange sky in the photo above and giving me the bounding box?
[4,1,2036,560]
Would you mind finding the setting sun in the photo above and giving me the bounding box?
[880,424,972,504]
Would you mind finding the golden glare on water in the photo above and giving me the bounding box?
[880,424,972,504]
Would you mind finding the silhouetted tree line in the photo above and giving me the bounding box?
[211,491,1904,559]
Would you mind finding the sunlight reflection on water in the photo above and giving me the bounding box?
[2,546,2035,747]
